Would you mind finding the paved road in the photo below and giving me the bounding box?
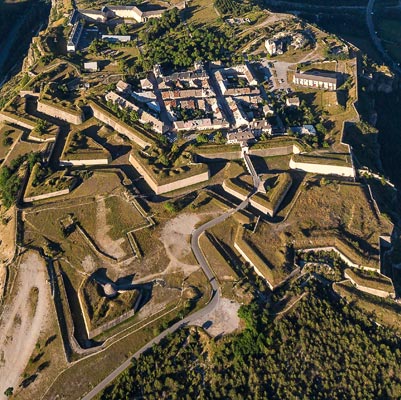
[81,197,252,399]
[208,67,235,126]
[366,0,401,74]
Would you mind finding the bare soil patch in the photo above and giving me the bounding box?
[0,251,50,398]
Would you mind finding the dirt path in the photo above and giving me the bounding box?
[95,196,126,260]
[0,251,50,398]
[160,213,201,276]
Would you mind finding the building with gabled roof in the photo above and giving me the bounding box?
[293,71,337,91]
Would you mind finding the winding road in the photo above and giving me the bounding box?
[81,194,253,399]
[365,0,400,73]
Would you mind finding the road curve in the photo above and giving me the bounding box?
[366,0,401,74]
[81,197,251,400]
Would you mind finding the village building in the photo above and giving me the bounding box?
[248,120,272,136]
[132,91,157,103]
[286,96,300,107]
[140,78,153,91]
[83,61,99,72]
[67,21,84,52]
[265,39,284,56]
[174,118,229,131]
[226,129,256,145]
[291,125,317,136]
[116,80,132,94]
[293,71,337,91]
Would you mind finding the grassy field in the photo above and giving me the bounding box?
[0,123,22,160]
[81,278,141,330]
[104,195,149,239]
[61,130,110,161]
[292,151,352,166]
[24,165,76,198]
[334,281,401,333]
[199,232,239,283]
[242,179,391,271]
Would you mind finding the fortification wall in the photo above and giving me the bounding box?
[59,157,110,167]
[196,151,242,161]
[91,104,151,149]
[344,271,395,299]
[129,153,209,194]
[234,241,274,290]
[222,181,247,201]
[298,246,377,271]
[250,144,301,157]
[37,100,84,125]
[196,143,301,162]
[0,112,35,129]
[23,188,70,203]
[289,158,355,178]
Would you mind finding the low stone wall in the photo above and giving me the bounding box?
[37,100,84,125]
[222,181,247,201]
[129,153,210,195]
[298,246,378,272]
[250,197,273,216]
[77,281,143,340]
[0,111,35,129]
[90,103,152,149]
[28,132,58,143]
[344,271,395,299]
[250,144,301,157]
[59,157,110,167]
[23,188,71,203]
[234,241,274,290]
[197,144,301,162]
[196,151,242,161]
[289,158,355,178]
[88,293,142,339]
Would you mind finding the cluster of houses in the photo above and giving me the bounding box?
[103,59,339,144]
[105,82,168,134]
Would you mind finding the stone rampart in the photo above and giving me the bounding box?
[23,188,71,203]
[90,102,152,149]
[289,158,355,178]
[234,241,274,290]
[0,111,35,129]
[59,156,111,167]
[129,153,209,195]
[37,100,84,125]
[344,271,395,299]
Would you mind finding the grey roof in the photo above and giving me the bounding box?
[294,70,337,84]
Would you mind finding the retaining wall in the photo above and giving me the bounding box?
[196,143,301,162]
[37,100,84,125]
[90,103,152,149]
[344,271,395,299]
[59,157,111,167]
[297,246,377,271]
[289,158,355,178]
[234,241,274,290]
[23,188,71,203]
[129,153,210,195]
[0,111,35,129]
[250,144,301,157]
